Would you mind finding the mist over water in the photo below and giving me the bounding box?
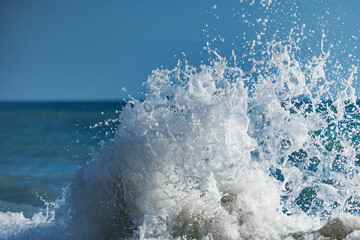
[2,0,360,239]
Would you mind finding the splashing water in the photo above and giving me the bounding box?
[2,1,360,240]
[3,39,360,240]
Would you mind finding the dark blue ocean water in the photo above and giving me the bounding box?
[0,102,123,217]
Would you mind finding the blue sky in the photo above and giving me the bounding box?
[0,0,359,101]
[0,0,209,100]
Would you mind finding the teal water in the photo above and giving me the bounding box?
[0,102,124,217]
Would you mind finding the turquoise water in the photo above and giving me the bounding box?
[0,102,123,217]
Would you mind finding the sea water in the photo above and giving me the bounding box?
[2,1,360,240]
[0,102,122,217]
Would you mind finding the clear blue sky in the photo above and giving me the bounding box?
[0,0,359,101]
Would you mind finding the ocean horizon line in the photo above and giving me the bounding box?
[0,99,128,103]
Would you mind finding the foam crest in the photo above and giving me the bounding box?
[56,41,349,239]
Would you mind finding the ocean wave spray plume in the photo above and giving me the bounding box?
[2,1,360,239]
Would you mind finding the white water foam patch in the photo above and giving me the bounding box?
[57,50,325,239]
[115,42,358,239]
[0,211,54,239]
